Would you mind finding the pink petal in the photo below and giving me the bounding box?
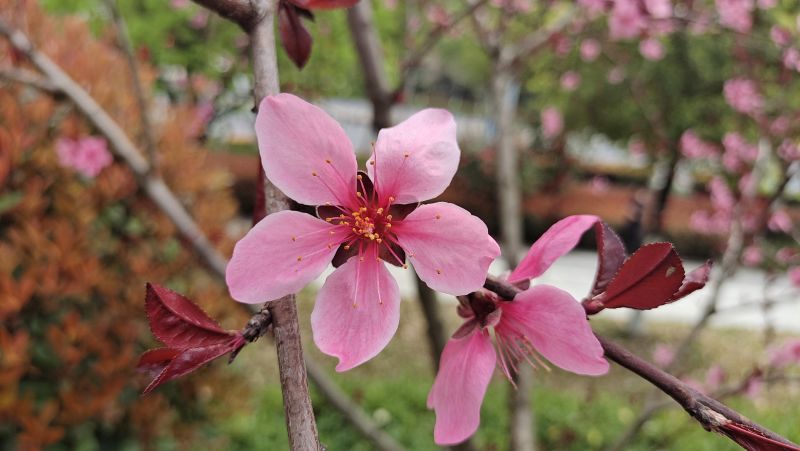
[367,109,460,204]
[497,284,609,375]
[427,331,496,445]
[311,256,401,371]
[256,93,358,207]
[226,211,346,303]
[508,215,599,283]
[393,202,500,295]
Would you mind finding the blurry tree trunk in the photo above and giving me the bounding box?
[492,67,523,265]
[491,63,536,451]
[347,1,392,130]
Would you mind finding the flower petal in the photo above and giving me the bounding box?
[256,93,358,207]
[497,284,609,375]
[508,215,599,283]
[311,255,401,371]
[393,203,500,295]
[226,211,346,303]
[427,331,496,445]
[368,109,459,204]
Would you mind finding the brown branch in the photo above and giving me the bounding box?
[0,66,58,92]
[191,0,258,30]
[347,1,393,130]
[242,1,321,449]
[481,274,800,449]
[103,0,159,168]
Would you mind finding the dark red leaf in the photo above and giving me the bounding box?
[141,342,234,395]
[137,348,180,378]
[670,260,713,301]
[719,422,800,451]
[145,283,234,349]
[600,243,685,310]
[288,0,359,9]
[279,2,313,69]
[590,221,627,297]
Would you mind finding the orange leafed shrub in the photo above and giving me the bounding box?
[1,2,247,449]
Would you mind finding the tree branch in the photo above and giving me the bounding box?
[0,66,58,92]
[482,274,800,449]
[103,0,159,167]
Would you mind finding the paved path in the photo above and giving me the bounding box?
[309,250,800,333]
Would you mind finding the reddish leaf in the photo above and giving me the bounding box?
[590,221,627,297]
[141,341,235,395]
[719,422,800,451]
[137,348,180,378]
[600,243,685,310]
[279,2,313,69]
[670,260,712,301]
[289,0,359,9]
[145,283,234,349]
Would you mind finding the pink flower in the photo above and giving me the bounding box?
[645,0,672,19]
[226,94,500,371]
[716,0,754,33]
[789,267,800,288]
[560,71,582,91]
[580,39,602,62]
[783,48,800,71]
[653,344,675,367]
[541,107,564,139]
[757,0,777,9]
[639,38,665,60]
[427,216,608,445]
[742,245,762,266]
[709,177,734,211]
[680,130,719,159]
[769,339,800,367]
[579,0,606,16]
[609,0,646,40]
[768,209,792,233]
[705,365,727,391]
[189,10,209,29]
[778,139,800,162]
[55,136,113,178]
[770,26,792,47]
[723,78,763,116]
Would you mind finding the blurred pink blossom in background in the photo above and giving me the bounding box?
[778,140,800,162]
[55,136,113,178]
[639,38,665,60]
[723,78,763,115]
[653,344,675,367]
[716,0,754,33]
[789,267,800,288]
[680,130,719,159]
[541,107,564,138]
[609,0,646,40]
[770,339,800,367]
[645,0,672,18]
[742,245,762,266]
[580,39,601,62]
[770,26,791,46]
[768,209,792,233]
[560,71,581,91]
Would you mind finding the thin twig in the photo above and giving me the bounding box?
[0,66,58,92]
[103,0,159,168]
